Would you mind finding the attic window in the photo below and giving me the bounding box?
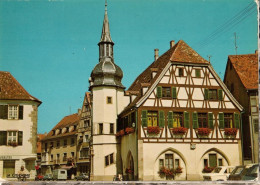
[178,68,184,77]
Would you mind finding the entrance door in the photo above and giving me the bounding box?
[209,154,217,167]
[3,160,15,178]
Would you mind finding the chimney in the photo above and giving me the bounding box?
[170,40,175,48]
[154,49,159,61]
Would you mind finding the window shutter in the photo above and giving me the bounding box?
[141,110,147,127]
[172,87,177,99]
[157,86,162,98]
[218,89,223,101]
[219,113,224,129]
[0,105,8,119]
[195,69,201,77]
[208,113,214,129]
[204,89,209,100]
[192,112,198,129]
[184,112,190,128]
[19,105,23,120]
[18,131,23,145]
[159,111,165,128]
[168,112,173,128]
[0,131,7,145]
[234,113,240,129]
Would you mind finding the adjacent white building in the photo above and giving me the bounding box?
[0,71,41,179]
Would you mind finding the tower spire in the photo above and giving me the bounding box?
[99,0,113,44]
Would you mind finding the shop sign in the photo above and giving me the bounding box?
[0,156,12,160]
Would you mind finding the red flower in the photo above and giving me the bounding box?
[172,127,188,135]
[158,167,175,178]
[125,127,135,134]
[116,129,125,137]
[125,168,133,174]
[197,128,211,136]
[203,166,214,173]
[147,126,160,135]
[224,128,238,136]
[175,166,182,173]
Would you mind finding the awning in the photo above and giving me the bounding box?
[60,165,76,170]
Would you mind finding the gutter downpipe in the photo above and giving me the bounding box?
[240,110,245,165]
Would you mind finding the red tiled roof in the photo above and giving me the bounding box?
[121,40,208,114]
[0,71,41,103]
[229,53,258,89]
[43,113,79,140]
[37,134,46,153]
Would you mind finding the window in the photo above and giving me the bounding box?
[195,69,201,77]
[175,159,180,168]
[107,97,112,104]
[57,154,60,161]
[173,112,183,127]
[85,135,89,142]
[178,68,184,77]
[147,111,158,127]
[198,113,207,128]
[50,142,53,148]
[50,155,53,162]
[44,143,48,152]
[208,89,217,100]
[106,44,109,56]
[0,105,23,120]
[165,154,173,169]
[105,153,114,166]
[84,120,89,128]
[63,139,67,147]
[71,138,75,145]
[162,87,171,98]
[254,119,259,133]
[224,114,233,128]
[71,152,74,158]
[80,148,89,158]
[63,153,67,161]
[7,131,17,145]
[110,123,114,134]
[218,159,223,166]
[99,123,103,134]
[209,154,217,167]
[56,140,60,148]
[204,159,208,167]
[250,98,258,113]
[159,159,164,169]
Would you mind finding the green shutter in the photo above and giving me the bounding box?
[234,113,240,129]
[195,69,201,77]
[218,89,223,101]
[0,131,7,145]
[208,113,214,129]
[172,87,177,99]
[157,86,162,98]
[219,113,224,129]
[18,131,23,145]
[159,111,165,128]
[0,105,8,119]
[192,112,198,129]
[168,112,173,128]
[184,112,190,128]
[19,105,23,120]
[204,89,209,100]
[141,110,147,127]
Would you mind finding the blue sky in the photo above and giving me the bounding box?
[0,0,257,134]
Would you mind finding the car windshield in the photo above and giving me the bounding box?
[232,167,244,175]
[213,167,222,173]
[245,165,259,177]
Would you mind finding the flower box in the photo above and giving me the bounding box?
[158,167,175,179]
[197,128,211,136]
[147,126,160,135]
[224,128,237,136]
[171,127,188,137]
[125,127,135,135]
[175,166,182,173]
[9,142,18,147]
[202,166,214,173]
[116,129,125,137]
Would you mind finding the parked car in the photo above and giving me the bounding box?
[228,164,256,180]
[203,166,235,181]
[53,169,67,181]
[35,174,44,181]
[242,164,259,181]
[75,173,89,181]
[43,174,54,181]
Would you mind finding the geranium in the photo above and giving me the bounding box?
[158,167,175,179]
[116,129,125,137]
[125,168,133,174]
[172,127,188,135]
[175,166,182,173]
[203,166,214,173]
[147,126,160,135]
[125,127,135,134]
[197,128,211,136]
[224,128,238,136]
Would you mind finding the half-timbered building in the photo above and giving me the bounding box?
[117,40,243,181]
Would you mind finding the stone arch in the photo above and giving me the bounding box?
[200,147,231,166]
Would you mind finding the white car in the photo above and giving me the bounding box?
[203,166,235,181]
